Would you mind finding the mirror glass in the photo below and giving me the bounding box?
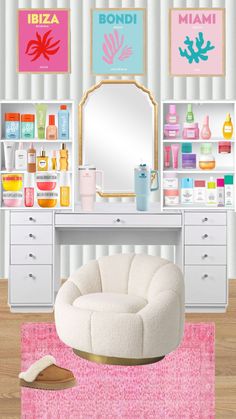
[79,81,157,196]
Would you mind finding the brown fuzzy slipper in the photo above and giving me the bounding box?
[19,355,76,390]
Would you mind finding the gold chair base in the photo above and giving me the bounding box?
[73,349,165,366]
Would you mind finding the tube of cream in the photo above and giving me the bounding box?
[4,142,15,171]
[171,144,179,169]
[164,146,171,168]
[35,104,47,139]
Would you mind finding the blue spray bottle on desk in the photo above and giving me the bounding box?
[134,164,159,211]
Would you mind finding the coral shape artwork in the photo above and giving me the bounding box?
[102,30,132,65]
[179,32,215,64]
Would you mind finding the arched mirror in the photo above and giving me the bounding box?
[79,80,158,197]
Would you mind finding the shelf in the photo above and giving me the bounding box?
[163,168,234,174]
[0,170,72,174]
[163,205,234,210]
[0,139,72,143]
[163,138,234,143]
[0,206,73,210]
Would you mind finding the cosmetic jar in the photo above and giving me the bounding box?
[164,189,179,206]
[182,154,196,169]
[5,113,20,139]
[164,124,180,139]
[2,173,23,191]
[37,191,58,208]
[3,191,23,207]
[218,142,231,154]
[36,172,57,191]
[163,172,178,189]
[182,123,199,140]
[199,143,215,170]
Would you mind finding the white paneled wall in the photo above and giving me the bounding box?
[0,0,236,278]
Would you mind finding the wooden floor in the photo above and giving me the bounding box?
[0,280,236,419]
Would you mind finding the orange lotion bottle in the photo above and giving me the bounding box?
[27,143,36,173]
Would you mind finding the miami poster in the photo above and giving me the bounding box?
[18,9,70,73]
[92,9,146,75]
[170,8,225,76]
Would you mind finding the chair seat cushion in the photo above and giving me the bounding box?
[73,292,147,314]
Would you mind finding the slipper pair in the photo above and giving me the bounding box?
[19,355,76,390]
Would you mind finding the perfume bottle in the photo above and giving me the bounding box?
[27,143,36,173]
[59,143,68,171]
[24,173,34,207]
[223,113,234,140]
[51,150,57,171]
[201,115,211,140]
[37,149,48,171]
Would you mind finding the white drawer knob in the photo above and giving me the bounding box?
[29,233,35,238]
[28,273,35,279]
[28,253,34,258]
[202,274,208,279]
[29,217,35,222]
[202,254,208,259]
[115,218,121,223]
[202,217,208,222]
[202,234,208,239]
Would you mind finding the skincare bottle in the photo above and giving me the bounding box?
[194,180,206,204]
[201,115,211,140]
[24,173,34,208]
[4,142,15,171]
[171,144,179,169]
[166,104,179,124]
[186,104,194,123]
[46,115,57,140]
[181,178,194,204]
[164,146,171,168]
[217,178,225,207]
[35,104,47,139]
[15,142,27,170]
[51,150,57,171]
[21,114,35,139]
[58,105,69,140]
[5,113,20,139]
[27,143,36,173]
[60,143,68,171]
[223,113,234,140]
[206,178,217,205]
[224,175,234,207]
[37,148,48,171]
[60,172,70,207]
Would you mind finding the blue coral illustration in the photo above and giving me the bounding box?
[179,32,215,64]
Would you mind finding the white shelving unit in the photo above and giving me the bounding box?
[0,100,75,211]
[161,101,236,211]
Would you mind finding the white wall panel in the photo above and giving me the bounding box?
[0,0,236,279]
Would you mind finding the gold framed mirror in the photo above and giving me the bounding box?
[78,80,158,198]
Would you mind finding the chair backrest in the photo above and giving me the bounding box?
[69,253,183,301]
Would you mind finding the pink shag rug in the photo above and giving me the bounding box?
[21,323,215,419]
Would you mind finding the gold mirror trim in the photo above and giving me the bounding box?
[73,349,165,366]
[78,79,158,198]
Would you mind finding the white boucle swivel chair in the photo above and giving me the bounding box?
[55,253,185,366]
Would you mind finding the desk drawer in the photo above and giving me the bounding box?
[185,265,227,305]
[55,213,182,227]
[11,211,53,225]
[11,245,52,265]
[184,212,226,226]
[9,265,52,304]
[185,246,227,265]
[10,226,53,245]
[185,226,226,245]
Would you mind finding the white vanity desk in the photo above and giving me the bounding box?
[9,204,228,314]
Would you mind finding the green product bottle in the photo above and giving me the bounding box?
[186,104,194,123]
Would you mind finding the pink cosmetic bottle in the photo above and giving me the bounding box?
[24,173,34,207]
[166,104,179,124]
[201,115,211,139]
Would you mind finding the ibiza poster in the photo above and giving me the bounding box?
[91,9,146,75]
[170,8,225,77]
[18,9,70,73]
